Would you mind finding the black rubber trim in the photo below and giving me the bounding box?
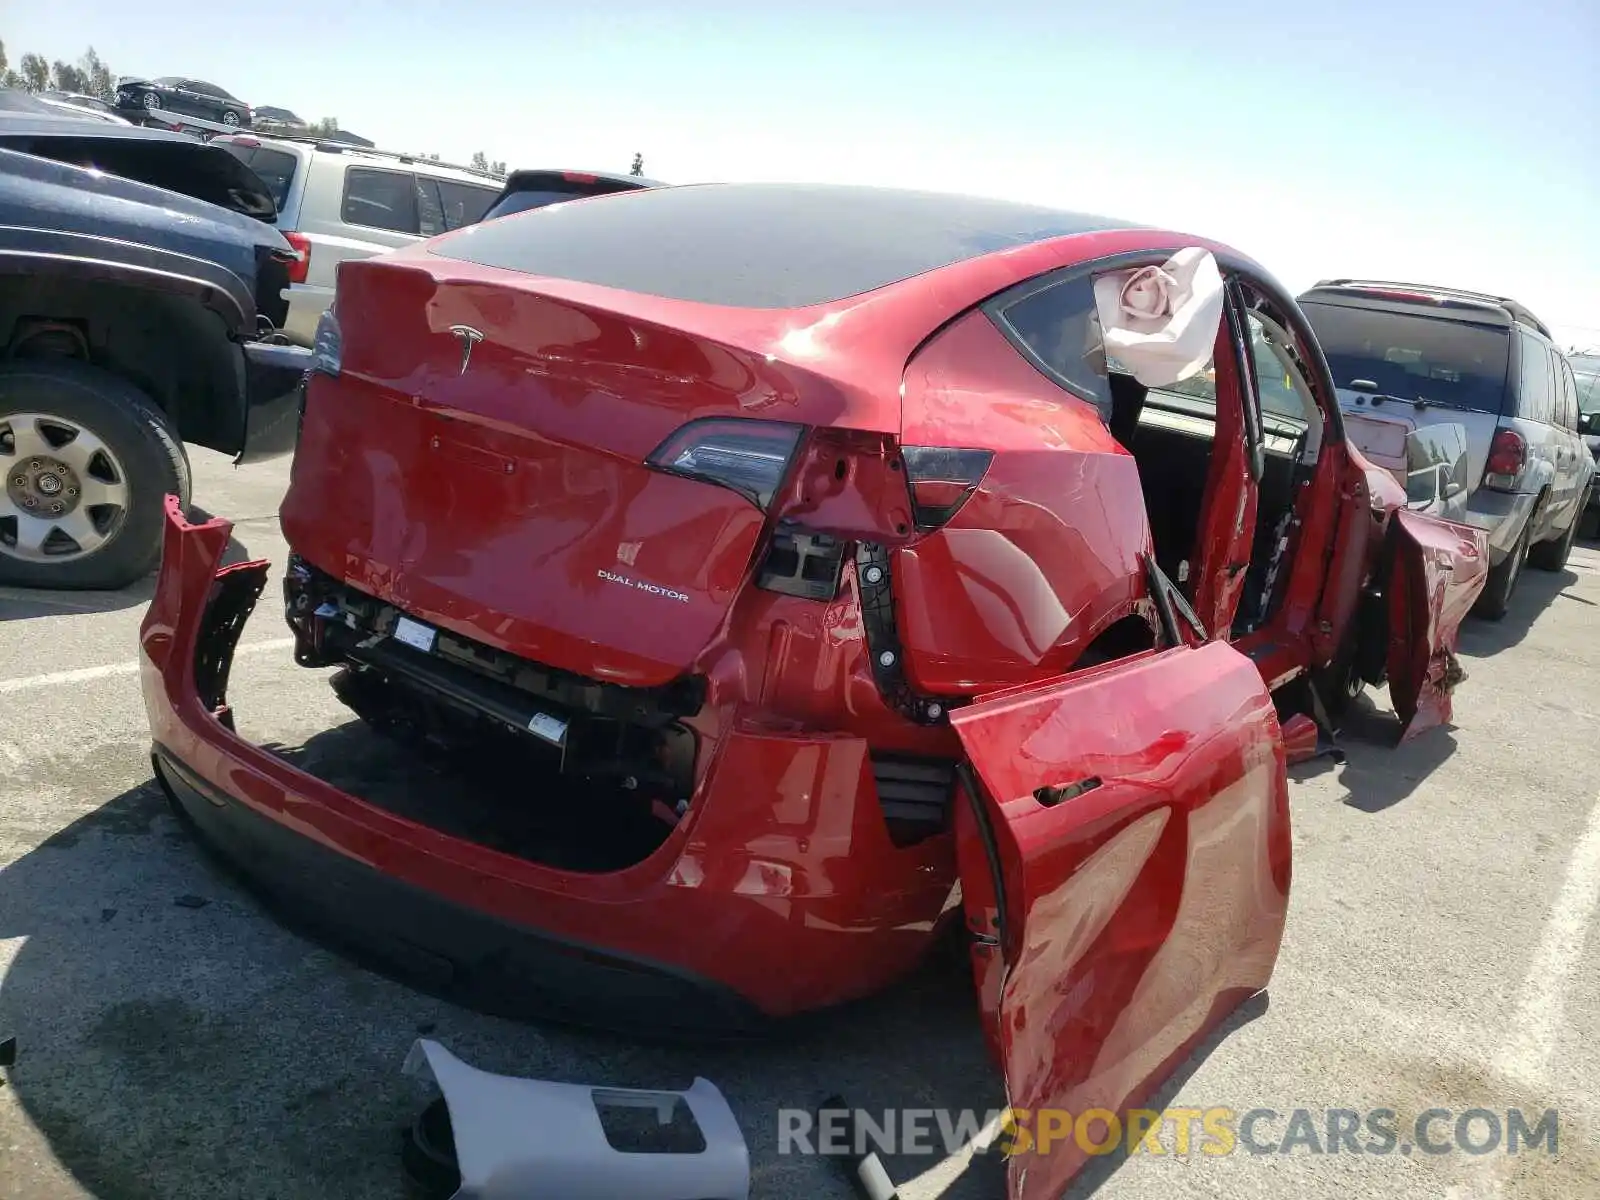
[1224,280,1267,484]
[151,744,774,1041]
[955,761,1009,955]
[855,542,949,726]
[194,561,268,722]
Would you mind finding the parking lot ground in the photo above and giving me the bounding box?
[2,449,1598,1200]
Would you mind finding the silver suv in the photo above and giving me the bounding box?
[212,134,504,345]
[1300,281,1595,619]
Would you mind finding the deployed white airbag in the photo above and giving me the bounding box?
[402,1038,751,1200]
[1094,247,1225,388]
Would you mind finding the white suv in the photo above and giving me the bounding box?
[213,134,503,344]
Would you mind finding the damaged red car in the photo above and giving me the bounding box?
[140,184,1488,1199]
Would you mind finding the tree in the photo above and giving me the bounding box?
[470,150,489,172]
[311,117,339,136]
[50,60,88,93]
[19,53,49,92]
[490,159,506,176]
[0,38,8,77]
[630,153,644,177]
[80,47,114,100]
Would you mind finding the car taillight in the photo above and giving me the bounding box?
[1483,427,1526,489]
[283,232,311,284]
[901,446,993,529]
[310,309,341,376]
[647,418,804,510]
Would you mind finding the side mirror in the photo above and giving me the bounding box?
[1580,411,1599,435]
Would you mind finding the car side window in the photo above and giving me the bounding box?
[1553,354,1578,431]
[1245,313,1315,424]
[342,167,418,235]
[1516,332,1555,424]
[993,274,1113,417]
[415,177,446,238]
[436,179,499,230]
[1575,368,1600,416]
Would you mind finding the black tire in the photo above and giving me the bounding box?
[1529,488,1587,571]
[1472,519,1530,621]
[1311,639,1367,723]
[221,110,240,127]
[0,360,190,590]
[142,91,161,111]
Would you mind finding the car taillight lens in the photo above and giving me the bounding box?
[1483,428,1525,488]
[901,446,993,529]
[283,231,311,284]
[310,309,341,376]
[647,418,804,510]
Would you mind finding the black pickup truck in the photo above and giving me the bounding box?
[0,91,309,589]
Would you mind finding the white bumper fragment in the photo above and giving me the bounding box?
[402,1038,751,1200]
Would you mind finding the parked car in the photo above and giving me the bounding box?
[37,92,127,123]
[0,113,310,588]
[114,76,252,128]
[479,168,662,221]
[1299,280,1594,618]
[1574,352,1600,535]
[211,133,505,344]
[142,182,1491,1200]
[252,106,306,129]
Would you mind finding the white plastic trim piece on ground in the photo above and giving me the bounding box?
[402,1038,751,1200]
[1093,247,1225,388]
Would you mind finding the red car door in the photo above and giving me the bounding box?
[949,639,1291,1200]
[1385,508,1489,740]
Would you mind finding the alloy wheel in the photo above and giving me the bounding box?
[0,412,130,563]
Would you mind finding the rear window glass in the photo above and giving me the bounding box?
[483,188,592,221]
[430,183,1132,308]
[1300,301,1510,414]
[217,143,297,210]
[342,167,416,234]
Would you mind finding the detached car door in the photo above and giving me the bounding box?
[949,639,1291,1200]
[1385,508,1489,741]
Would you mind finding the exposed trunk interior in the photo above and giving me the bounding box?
[274,558,700,875]
[318,667,685,874]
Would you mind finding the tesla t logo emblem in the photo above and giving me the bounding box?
[449,325,484,375]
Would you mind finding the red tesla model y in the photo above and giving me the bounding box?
[141,183,1486,1200]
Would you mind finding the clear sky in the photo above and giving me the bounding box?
[8,2,1598,346]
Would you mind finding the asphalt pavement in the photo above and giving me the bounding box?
[2,449,1597,1200]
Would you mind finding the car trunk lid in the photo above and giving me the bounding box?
[278,254,871,687]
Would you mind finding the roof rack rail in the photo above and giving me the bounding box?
[232,128,505,181]
[1308,279,1552,340]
